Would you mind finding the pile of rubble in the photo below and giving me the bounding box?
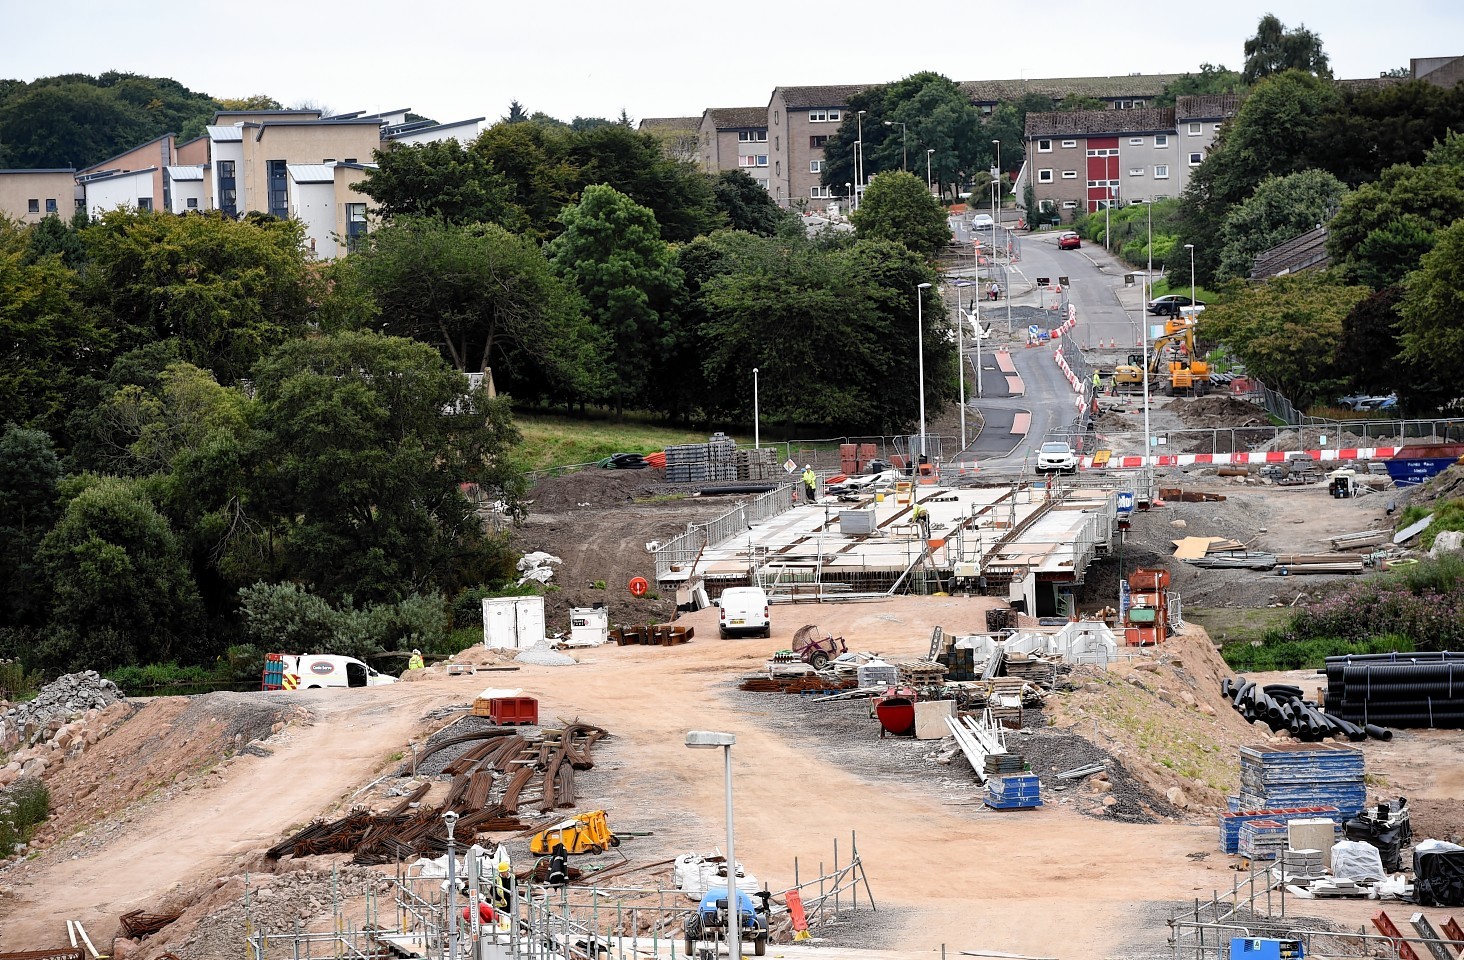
[0,672,128,788]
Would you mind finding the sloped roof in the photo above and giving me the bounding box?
[1250,225,1331,280]
[78,132,174,174]
[207,125,244,142]
[383,117,485,140]
[1024,107,1176,138]
[287,164,338,183]
[79,166,158,184]
[1175,95,1241,121]
[962,74,1181,102]
[639,116,701,131]
[0,167,75,175]
[212,108,321,124]
[165,166,205,181]
[774,84,871,109]
[704,107,767,129]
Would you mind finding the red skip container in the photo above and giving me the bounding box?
[490,696,538,726]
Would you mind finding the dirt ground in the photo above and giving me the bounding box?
[5,593,1463,960]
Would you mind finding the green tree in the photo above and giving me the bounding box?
[1333,286,1445,411]
[713,170,791,236]
[851,171,950,259]
[81,210,318,383]
[1156,64,1245,106]
[0,425,62,626]
[249,331,525,605]
[24,214,87,268]
[1312,81,1464,187]
[547,186,685,414]
[1216,170,1347,281]
[471,121,579,240]
[348,217,608,405]
[1399,220,1464,404]
[354,139,525,228]
[1200,274,1367,407]
[36,476,203,670]
[984,92,1060,177]
[567,125,721,242]
[504,100,529,123]
[877,73,985,198]
[1242,14,1331,83]
[1327,160,1464,289]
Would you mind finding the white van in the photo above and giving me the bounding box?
[717,587,770,639]
[263,653,398,690]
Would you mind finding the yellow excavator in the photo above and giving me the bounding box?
[1113,319,1211,396]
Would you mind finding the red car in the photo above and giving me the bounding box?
[1057,232,1081,250]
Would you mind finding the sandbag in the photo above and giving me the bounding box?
[1330,840,1385,881]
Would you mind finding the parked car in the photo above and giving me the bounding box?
[1036,441,1079,473]
[971,213,995,230]
[1146,294,1206,316]
[1057,232,1081,250]
[1355,394,1398,411]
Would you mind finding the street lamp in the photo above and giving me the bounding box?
[856,110,867,190]
[443,810,460,960]
[1184,243,1197,314]
[991,139,1001,230]
[884,120,907,171]
[850,144,860,210]
[926,148,935,193]
[752,367,759,451]
[915,282,933,467]
[686,731,739,960]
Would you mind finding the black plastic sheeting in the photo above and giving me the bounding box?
[1415,847,1464,907]
[1221,677,1390,741]
[1319,655,1464,729]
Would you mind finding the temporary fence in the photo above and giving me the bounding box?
[653,484,797,583]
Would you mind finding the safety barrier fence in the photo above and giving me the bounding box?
[653,485,796,583]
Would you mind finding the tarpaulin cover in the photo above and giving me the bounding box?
[1414,845,1464,906]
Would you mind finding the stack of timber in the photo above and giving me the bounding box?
[1275,554,1366,574]
[611,624,694,645]
[893,659,948,687]
[1328,529,1389,552]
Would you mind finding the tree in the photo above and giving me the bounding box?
[1327,161,1464,288]
[0,425,63,626]
[471,121,578,240]
[24,214,86,268]
[36,476,203,670]
[249,331,526,605]
[80,210,319,384]
[1215,170,1347,281]
[1399,220,1464,404]
[348,217,608,405]
[504,100,529,123]
[1333,286,1445,411]
[353,139,525,228]
[851,171,950,259]
[216,95,283,111]
[548,186,685,415]
[1312,80,1464,187]
[1242,14,1330,83]
[567,125,721,242]
[1200,274,1367,407]
[1156,64,1245,106]
[983,92,1060,176]
[712,170,791,236]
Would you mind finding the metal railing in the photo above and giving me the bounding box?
[654,484,797,583]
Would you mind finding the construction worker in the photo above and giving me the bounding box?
[801,464,817,504]
[1091,370,1102,392]
[548,841,570,887]
[911,501,931,539]
[407,648,424,670]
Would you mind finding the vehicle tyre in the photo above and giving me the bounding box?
[610,835,621,847]
[754,935,768,956]
[686,938,696,956]
[719,628,729,639]
[810,651,830,670]
[307,685,321,689]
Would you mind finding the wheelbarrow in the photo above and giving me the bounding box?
[792,624,847,670]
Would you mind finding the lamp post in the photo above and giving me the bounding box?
[915,282,932,467]
[991,139,1001,231]
[1144,201,1155,465]
[851,143,861,210]
[926,148,935,194]
[884,120,907,171]
[752,367,759,451]
[1184,243,1196,314]
[845,182,852,214]
[686,731,739,960]
[444,810,460,960]
[856,110,866,192]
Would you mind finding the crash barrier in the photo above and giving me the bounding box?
[1088,447,1413,470]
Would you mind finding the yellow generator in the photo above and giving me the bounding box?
[529,809,619,855]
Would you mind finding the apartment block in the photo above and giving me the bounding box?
[697,108,771,190]
[767,84,869,206]
[0,169,80,222]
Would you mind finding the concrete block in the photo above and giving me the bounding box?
[914,700,956,740]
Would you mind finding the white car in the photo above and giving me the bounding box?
[971,214,996,230]
[1036,441,1079,473]
[717,586,771,639]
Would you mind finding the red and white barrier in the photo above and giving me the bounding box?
[1083,448,1402,469]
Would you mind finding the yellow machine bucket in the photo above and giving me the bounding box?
[529,809,618,855]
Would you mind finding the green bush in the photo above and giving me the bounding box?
[1397,502,1464,553]
[0,655,42,701]
[0,778,50,856]
[1222,634,1415,672]
[239,582,450,660]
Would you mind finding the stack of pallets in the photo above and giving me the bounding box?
[1238,819,1290,861]
[893,659,948,687]
[665,443,710,484]
[1218,804,1341,854]
[1237,744,1366,816]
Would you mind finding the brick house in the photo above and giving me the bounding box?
[695,108,771,191]
[767,84,869,207]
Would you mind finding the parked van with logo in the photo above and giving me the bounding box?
[262,653,398,690]
[717,587,771,639]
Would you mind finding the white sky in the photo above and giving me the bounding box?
[6,1,1456,125]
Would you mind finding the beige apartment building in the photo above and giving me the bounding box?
[767,84,869,207]
[237,119,382,220]
[696,108,771,189]
[0,169,79,222]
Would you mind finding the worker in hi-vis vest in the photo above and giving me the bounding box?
[802,465,817,504]
[407,648,425,670]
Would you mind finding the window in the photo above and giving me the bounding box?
[45,198,57,213]
[1188,152,1203,166]
[773,110,780,125]
[1154,134,1168,148]
[186,197,199,209]
[756,155,768,167]
[775,161,780,176]
[1154,165,1169,179]
[217,159,238,217]
[267,159,288,218]
[1038,169,1053,183]
[810,160,822,173]
[1213,123,1223,132]
[1086,147,1118,157]
[1061,139,1077,148]
[810,185,834,198]
[809,109,833,122]
[1061,170,1077,179]
[343,158,357,164]
[809,135,828,148]
[1114,99,1146,109]
[137,197,152,211]
[1061,200,1078,209]
[828,110,841,122]
[75,198,85,210]
[738,130,767,142]
[27,199,38,213]
[740,155,757,167]
[1129,137,1144,146]
[1188,123,1202,136]
[1128,167,1145,176]
[1037,139,1052,152]
[346,202,368,252]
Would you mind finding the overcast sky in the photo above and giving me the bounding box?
[7,1,1457,125]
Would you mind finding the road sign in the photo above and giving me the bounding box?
[1058,276,1069,286]
[1036,277,1050,286]
[1029,324,1041,339]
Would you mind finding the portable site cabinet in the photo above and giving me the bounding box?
[482,595,546,649]
[569,605,609,645]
